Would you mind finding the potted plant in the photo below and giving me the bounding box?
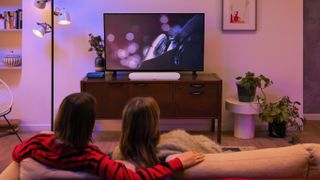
[257,95,306,138]
[235,72,273,102]
[88,33,105,72]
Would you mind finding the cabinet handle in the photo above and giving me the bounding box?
[190,84,204,88]
[134,83,148,87]
[190,91,203,95]
[109,83,123,87]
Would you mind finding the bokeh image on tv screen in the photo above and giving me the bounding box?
[104,13,204,71]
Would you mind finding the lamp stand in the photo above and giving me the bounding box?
[51,0,54,131]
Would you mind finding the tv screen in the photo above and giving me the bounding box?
[103,13,204,72]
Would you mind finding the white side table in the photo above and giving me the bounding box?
[225,97,260,139]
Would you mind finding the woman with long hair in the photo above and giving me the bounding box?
[116,97,161,168]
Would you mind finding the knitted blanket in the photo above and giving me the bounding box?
[157,129,222,159]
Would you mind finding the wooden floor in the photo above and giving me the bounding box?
[1,121,320,173]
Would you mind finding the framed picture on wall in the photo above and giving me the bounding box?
[222,0,257,31]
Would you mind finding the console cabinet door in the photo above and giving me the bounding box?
[82,82,130,118]
[130,83,174,118]
[175,83,219,117]
[104,83,130,118]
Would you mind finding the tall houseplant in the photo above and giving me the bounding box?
[88,33,105,72]
[235,72,273,102]
[257,95,306,139]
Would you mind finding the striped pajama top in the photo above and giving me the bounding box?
[12,133,183,179]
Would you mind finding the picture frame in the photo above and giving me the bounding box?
[222,0,257,31]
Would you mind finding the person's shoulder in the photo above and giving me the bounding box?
[39,131,54,134]
[30,132,55,140]
[111,145,122,160]
[86,144,105,154]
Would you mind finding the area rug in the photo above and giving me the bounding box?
[221,146,256,152]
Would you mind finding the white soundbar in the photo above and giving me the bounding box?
[128,72,180,80]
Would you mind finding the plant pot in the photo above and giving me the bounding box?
[95,55,105,72]
[268,121,286,138]
[236,83,257,102]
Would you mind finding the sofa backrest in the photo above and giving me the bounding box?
[16,144,320,179]
[20,158,101,179]
[168,144,311,179]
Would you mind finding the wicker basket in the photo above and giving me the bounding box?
[2,52,21,67]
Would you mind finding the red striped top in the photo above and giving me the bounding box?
[12,133,183,179]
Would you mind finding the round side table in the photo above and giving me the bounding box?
[225,97,260,139]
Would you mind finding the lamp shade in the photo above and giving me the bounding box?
[57,9,71,25]
[32,25,46,37]
[32,23,51,38]
[33,0,50,9]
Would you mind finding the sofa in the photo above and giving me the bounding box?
[1,143,320,179]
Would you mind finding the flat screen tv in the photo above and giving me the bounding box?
[103,13,204,72]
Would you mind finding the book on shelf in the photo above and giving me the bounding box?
[18,9,22,29]
[4,11,9,29]
[8,11,14,29]
[0,9,22,30]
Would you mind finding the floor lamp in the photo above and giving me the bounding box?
[51,0,54,131]
[32,0,71,131]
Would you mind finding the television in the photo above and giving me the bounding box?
[103,13,205,72]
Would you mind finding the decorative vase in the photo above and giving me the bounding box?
[236,83,257,102]
[95,55,105,72]
[268,121,286,138]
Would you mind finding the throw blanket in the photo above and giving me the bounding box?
[112,129,222,161]
[157,129,222,159]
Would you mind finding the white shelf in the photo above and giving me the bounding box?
[0,63,21,70]
[0,29,22,32]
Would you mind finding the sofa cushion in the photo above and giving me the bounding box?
[19,158,137,179]
[167,144,310,179]
[20,158,101,179]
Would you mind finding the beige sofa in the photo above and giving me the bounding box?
[1,143,320,179]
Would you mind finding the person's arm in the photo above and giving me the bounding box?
[98,151,204,179]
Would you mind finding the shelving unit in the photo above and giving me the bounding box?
[0,0,22,70]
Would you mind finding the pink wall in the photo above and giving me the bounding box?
[3,0,302,131]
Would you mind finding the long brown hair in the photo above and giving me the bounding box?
[119,97,160,168]
[54,92,96,148]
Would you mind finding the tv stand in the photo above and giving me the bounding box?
[128,72,180,80]
[81,73,222,143]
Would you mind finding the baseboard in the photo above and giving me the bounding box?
[160,119,211,131]
[95,119,213,131]
[17,118,283,132]
[303,114,320,120]
[20,124,51,132]
[255,122,268,131]
[15,119,215,132]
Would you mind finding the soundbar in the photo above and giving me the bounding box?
[128,72,180,80]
